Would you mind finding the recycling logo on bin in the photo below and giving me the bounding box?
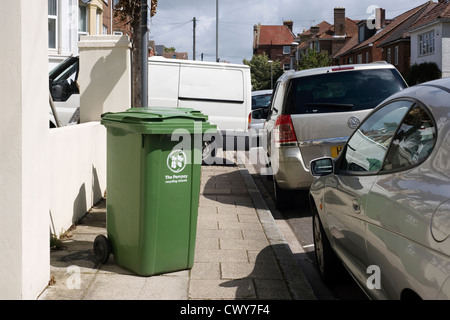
[165,149,188,184]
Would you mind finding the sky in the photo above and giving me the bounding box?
[149,0,431,65]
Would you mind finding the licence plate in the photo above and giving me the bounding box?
[331,146,343,158]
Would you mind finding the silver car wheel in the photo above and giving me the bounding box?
[312,205,345,284]
[313,213,325,275]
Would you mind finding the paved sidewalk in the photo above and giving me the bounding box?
[38,152,315,300]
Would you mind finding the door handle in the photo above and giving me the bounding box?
[352,199,361,214]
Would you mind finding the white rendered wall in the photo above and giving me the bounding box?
[49,123,106,236]
[78,35,132,123]
[0,0,49,299]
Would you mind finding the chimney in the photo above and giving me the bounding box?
[310,26,319,35]
[284,20,293,33]
[375,8,386,29]
[334,7,346,37]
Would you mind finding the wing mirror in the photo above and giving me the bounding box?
[310,157,334,177]
[251,107,269,120]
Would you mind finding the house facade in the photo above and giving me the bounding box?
[297,8,358,66]
[332,2,440,80]
[48,0,129,70]
[48,0,80,69]
[290,1,449,80]
[409,0,450,78]
[253,21,296,70]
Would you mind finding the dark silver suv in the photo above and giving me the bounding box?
[264,62,408,209]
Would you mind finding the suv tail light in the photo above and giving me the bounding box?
[248,112,252,130]
[274,115,297,145]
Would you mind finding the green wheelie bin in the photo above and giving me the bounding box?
[94,107,216,276]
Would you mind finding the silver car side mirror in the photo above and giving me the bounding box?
[310,157,334,176]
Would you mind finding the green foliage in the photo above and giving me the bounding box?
[243,53,284,91]
[298,49,331,70]
[406,62,442,86]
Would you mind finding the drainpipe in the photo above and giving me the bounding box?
[141,0,148,107]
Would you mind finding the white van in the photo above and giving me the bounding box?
[49,56,252,159]
[148,57,252,155]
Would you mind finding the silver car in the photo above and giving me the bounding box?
[309,77,450,300]
[264,63,407,209]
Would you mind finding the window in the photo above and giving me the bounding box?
[78,5,89,39]
[357,54,362,64]
[48,0,58,50]
[359,26,365,43]
[365,52,369,63]
[96,9,101,35]
[382,104,435,171]
[341,100,413,172]
[252,93,272,110]
[394,46,399,66]
[418,31,435,56]
[387,48,391,64]
[283,46,291,55]
[285,69,407,115]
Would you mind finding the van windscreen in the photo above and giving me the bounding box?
[284,69,407,115]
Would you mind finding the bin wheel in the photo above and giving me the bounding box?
[93,235,111,264]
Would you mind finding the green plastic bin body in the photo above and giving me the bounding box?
[101,107,216,276]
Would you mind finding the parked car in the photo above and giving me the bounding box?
[49,55,80,127]
[264,62,407,209]
[249,90,272,147]
[249,89,272,129]
[309,77,450,300]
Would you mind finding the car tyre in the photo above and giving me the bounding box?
[312,205,345,284]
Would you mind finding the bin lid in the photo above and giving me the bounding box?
[101,107,217,134]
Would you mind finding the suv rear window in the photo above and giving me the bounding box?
[284,69,407,115]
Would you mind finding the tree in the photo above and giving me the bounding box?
[298,48,331,70]
[114,0,158,108]
[243,53,284,91]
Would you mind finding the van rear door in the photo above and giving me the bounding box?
[148,60,180,108]
[177,64,247,131]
